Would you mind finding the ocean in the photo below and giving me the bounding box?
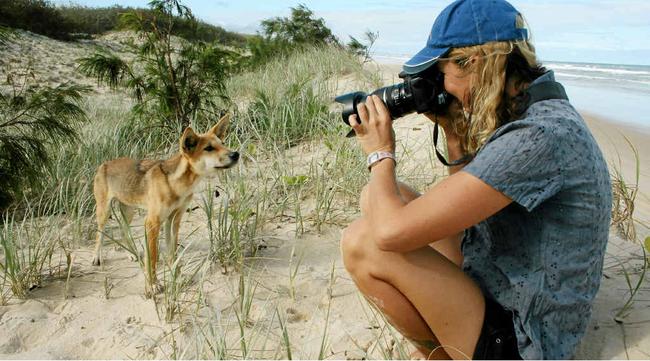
[546,62,650,129]
[373,55,650,129]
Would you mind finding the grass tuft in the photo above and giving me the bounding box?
[610,135,640,242]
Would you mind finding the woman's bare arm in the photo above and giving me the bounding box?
[351,95,511,253]
[367,160,511,253]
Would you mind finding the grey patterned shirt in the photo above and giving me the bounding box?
[461,71,612,359]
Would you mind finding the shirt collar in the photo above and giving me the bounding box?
[530,70,556,86]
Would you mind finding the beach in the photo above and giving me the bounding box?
[1,30,649,359]
[584,114,650,222]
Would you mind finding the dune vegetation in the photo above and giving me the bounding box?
[0,1,421,358]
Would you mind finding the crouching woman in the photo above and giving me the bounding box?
[339,0,611,359]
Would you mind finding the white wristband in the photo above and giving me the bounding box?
[367,151,396,171]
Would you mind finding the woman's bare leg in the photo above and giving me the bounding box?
[345,183,481,359]
[341,218,484,359]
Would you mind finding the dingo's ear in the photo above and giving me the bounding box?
[180,127,199,153]
[209,114,230,139]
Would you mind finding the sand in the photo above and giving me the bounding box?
[583,114,650,224]
[1,32,649,359]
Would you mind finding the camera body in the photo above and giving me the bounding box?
[335,67,450,126]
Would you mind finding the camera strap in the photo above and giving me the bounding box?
[432,80,568,167]
[432,119,472,167]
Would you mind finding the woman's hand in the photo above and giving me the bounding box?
[348,95,396,155]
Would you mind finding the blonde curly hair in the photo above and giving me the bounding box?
[441,16,544,155]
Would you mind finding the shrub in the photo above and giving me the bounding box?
[260,4,339,45]
[78,0,236,136]
[0,66,89,212]
[347,30,379,63]
[246,5,341,68]
[57,4,247,45]
[0,1,246,45]
[0,0,76,40]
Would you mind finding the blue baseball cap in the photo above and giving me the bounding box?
[403,0,528,74]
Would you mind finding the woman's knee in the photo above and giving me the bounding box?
[340,218,371,274]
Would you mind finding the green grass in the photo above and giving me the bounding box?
[276,306,293,360]
[0,211,59,299]
[204,172,267,272]
[610,135,640,242]
[608,137,649,322]
[160,239,206,322]
[212,46,373,148]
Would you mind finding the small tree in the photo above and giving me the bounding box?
[347,30,379,63]
[260,4,339,46]
[247,4,340,67]
[0,62,89,212]
[78,0,236,133]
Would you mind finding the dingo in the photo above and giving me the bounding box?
[92,114,238,295]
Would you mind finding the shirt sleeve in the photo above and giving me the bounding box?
[462,121,565,212]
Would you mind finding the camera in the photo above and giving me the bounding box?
[335,67,450,128]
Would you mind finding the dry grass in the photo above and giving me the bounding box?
[610,136,640,242]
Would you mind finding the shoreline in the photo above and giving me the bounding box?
[581,110,650,136]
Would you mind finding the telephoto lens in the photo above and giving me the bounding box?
[334,68,449,133]
[334,83,414,126]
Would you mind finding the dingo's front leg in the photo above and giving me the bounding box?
[166,206,186,264]
[92,167,111,266]
[144,214,162,297]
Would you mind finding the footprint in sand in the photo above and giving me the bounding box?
[81,338,94,348]
[285,307,308,323]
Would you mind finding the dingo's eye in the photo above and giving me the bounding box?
[204,145,215,152]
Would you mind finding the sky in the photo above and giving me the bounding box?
[51,0,650,66]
